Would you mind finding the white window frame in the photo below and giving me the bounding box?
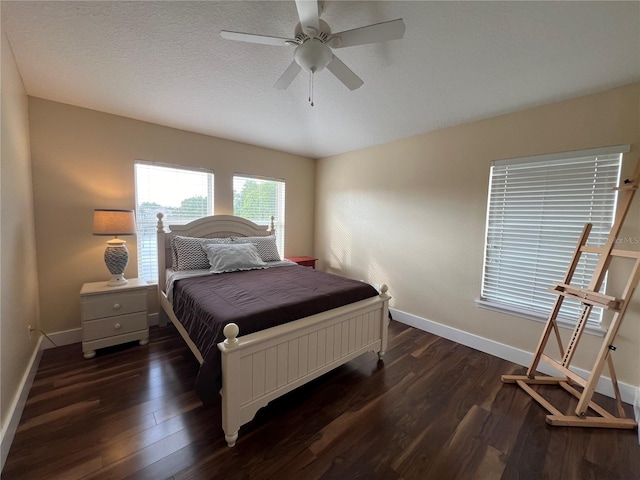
[476,145,628,333]
[134,160,214,282]
[232,173,285,258]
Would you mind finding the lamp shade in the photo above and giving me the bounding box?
[93,209,137,236]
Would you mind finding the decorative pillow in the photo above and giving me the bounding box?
[231,236,281,262]
[203,243,268,274]
[172,235,232,271]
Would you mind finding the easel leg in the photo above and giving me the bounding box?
[527,224,592,376]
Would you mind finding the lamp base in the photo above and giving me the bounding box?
[104,239,129,287]
[107,274,128,287]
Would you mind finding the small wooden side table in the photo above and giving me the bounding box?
[286,256,318,269]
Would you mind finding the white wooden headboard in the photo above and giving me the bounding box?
[155,213,275,291]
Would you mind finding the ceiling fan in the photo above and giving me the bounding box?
[220,0,405,105]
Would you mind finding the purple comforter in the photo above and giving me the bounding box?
[171,265,378,404]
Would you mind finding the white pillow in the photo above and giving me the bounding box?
[231,235,281,262]
[203,243,268,274]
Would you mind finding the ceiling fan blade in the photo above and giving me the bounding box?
[330,19,405,48]
[326,55,363,91]
[295,0,320,33]
[220,30,293,47]
[274,61,302,90]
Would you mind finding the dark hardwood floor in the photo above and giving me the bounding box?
[3,321,639,480]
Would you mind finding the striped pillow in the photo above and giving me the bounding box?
[231,236,280,262]
[172,236,232,271]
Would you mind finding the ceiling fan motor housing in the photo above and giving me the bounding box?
[294,38,332,73]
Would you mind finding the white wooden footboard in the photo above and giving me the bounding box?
[218,286,390,447]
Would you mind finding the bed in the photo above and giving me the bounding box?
[156,213,390,447]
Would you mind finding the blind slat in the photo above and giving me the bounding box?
[233,175,286,258]
[135,162,214,282]
[481,149,623,326]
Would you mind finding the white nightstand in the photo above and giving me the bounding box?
[80,278,149,359]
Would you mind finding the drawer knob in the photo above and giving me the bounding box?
[113,303,121,310]
[114,323,122,330]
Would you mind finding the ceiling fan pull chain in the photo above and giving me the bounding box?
[309,71,315,107]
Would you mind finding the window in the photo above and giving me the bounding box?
[135,161,214,282]
[233,174,285,257]
[479,145,627,327]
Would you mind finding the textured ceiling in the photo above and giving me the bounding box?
[2,1,639,159]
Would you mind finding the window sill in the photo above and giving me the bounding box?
[475,299,606,337]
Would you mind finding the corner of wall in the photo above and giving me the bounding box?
[1,28,43,473]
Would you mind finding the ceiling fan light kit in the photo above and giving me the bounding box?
[220,0,405,106]
[294,39,332,73]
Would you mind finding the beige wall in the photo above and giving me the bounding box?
[28,98,315,334]
[0,30,41,451]
[315,83,640,386]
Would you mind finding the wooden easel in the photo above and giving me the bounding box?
[502,159,640,429]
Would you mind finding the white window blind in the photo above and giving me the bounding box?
[481,146,626,326]
[233,174,285,257]
[135,161,214,282]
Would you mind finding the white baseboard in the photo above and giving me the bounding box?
[40,313,159,349]
[635,387,640,443]
[40,327,81,349]
[1,337,43,471]
[147,312,159,327]
[391,308,638,405]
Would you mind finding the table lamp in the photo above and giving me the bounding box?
[93,209,137,286]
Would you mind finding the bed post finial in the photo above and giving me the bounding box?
[268,215,275,236]
[156,212,165,232]
[223,323,240,348]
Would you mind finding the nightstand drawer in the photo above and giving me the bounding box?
[296,259,316,268]
[81,290,146,320]
[82,312,148,341]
